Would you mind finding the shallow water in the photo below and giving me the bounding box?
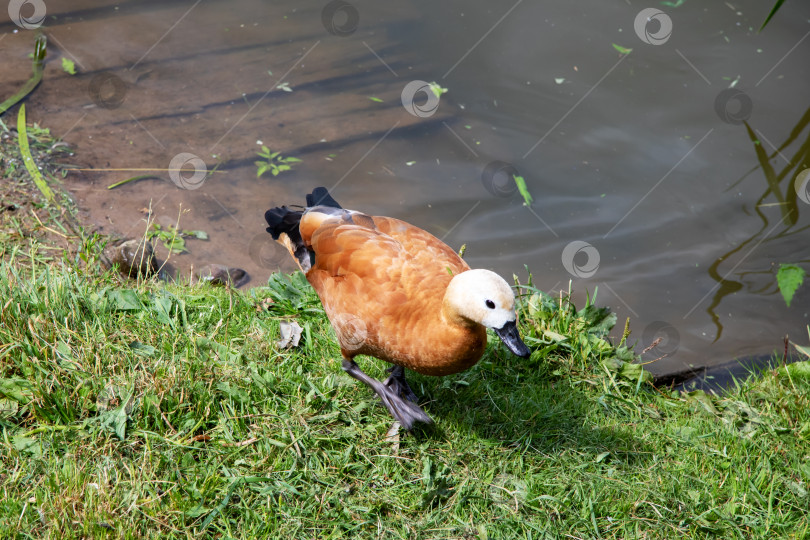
[1,0,809,375]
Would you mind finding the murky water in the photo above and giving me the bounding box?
[2,0,809,375]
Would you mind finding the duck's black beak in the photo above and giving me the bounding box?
[494,320,531,358]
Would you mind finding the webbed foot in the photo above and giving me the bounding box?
[342,359,433,430]
[383,364,420,403]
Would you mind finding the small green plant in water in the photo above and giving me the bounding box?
[428,82,448,98]
[255,146,301,178]
[513,174,533,207]
[777,263,806,307]
[147,223,208,254]
[61,57,76,75]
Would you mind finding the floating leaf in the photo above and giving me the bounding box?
[612,43,633,55]
[61,57,76,75]
[777,264,805,307]
[513,174,533,206]
[368,96,383,102]
[428,81,448,98]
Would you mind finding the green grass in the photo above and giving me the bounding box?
[2,115,810,539]
[1,243,809,539]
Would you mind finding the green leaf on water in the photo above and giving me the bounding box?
[428,81,448,98]
[612,43,633,55]
[513,174,533,206]
[661,0,684,7]
[776,264,805,307]
[61,57,76,75]
[368,96,383,102]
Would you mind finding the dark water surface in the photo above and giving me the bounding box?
[1,0,809,375]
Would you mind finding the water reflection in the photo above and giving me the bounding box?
[706,108,810,340]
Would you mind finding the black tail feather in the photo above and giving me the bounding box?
[264,206,303,242]
[264,188,342,272]
[306,187,341,209]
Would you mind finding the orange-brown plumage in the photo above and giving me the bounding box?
[303,213,486,376]
[265,187,529,429]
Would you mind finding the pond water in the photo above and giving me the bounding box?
[1,0,809,376]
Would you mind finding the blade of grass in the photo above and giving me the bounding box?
[759,0,786,32]
[107,175,161,190]
[0,33,47,116]
[17,104,55,203]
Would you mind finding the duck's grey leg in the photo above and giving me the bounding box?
[383,365,420,403]
[341,358,433,430]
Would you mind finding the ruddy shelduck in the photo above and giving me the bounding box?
[265,187,530,429]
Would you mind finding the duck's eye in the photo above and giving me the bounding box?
[485,300,496,309]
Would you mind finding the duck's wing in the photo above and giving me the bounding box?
[369,215,470,274]
[300,208,469,277]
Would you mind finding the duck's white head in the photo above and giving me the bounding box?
[444,269,530,358]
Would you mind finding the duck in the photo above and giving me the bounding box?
[265,187,530,430]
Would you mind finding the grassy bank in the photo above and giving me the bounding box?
[2,118,810,539]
